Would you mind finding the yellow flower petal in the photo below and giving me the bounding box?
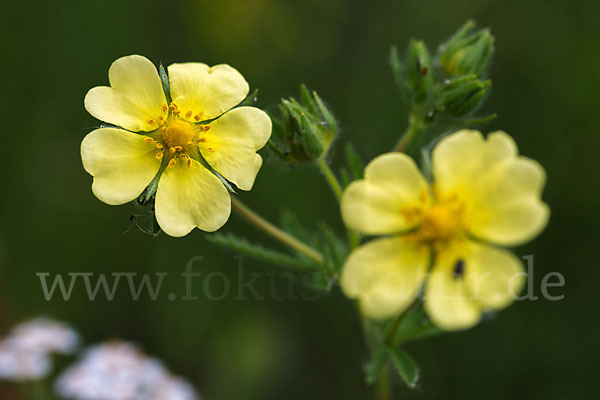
[341,153,429,235]
[465,157,550,246]
[467,149,548,246]
[425,240,525,330]
[155,158,231,237]
[341,237,429,319]
[469,198,549,246]
[199,107,271,190]
[84,55,167,132]
[433,130,517,195]
[168,63,249,122]
[424,253,481,331]
[81,128,161,205]
[434,130,549,246]
[462,242,525,309]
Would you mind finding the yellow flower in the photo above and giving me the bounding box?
[81,55,271,237]
[340,130,549,330]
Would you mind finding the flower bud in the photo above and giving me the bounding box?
[270,85,338,163]
[439,75,491,117]
[438,20,495,78]
[391,40,434,107]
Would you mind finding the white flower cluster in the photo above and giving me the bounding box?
[0,317,80,381]
[56,341,199,400]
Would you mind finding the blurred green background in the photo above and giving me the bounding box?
[1,0,598,399]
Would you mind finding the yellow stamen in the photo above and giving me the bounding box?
[163,119,196,151]
[168,158,177,168]
[143,137,155,144]
[155,151,164,160]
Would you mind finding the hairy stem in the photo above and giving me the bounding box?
[376,365,393,400]
[231,197,324,265]
[317,158,361,249]
[393,114,424,153]
[317,159,343,200]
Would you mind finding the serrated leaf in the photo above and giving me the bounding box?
[365,347,390,384]
[390,347,420,388]
[207,232,316,270]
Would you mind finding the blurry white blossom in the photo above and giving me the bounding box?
[0,317,80,381]
[56,341,200,400]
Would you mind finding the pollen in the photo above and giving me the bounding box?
[162,119,196,151]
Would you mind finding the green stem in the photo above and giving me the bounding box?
[231,197,324,265]
[317,159,343,200]
[393,114,424,153]
[385,297,420,346]
[317,158,361,249]
[376,365,393,400]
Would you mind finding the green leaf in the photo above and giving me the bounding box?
[389,45,403,88]
[241,88,259,106]
[389,347,420,388]
[395,322,443,344]
[420,148,434,182]
[158,64,172,104]
[279,209,313,245]
[344,143,364,180]
[365,347,390,385]
[206,232,316,270]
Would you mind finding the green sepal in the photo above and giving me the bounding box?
[390,347,420,388]
[438,20,495,78]
[241,88,259,106]
[159,64,172,104]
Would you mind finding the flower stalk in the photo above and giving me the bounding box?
[393,112,424,153]
[231,197,324,265]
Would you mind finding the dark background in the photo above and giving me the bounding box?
[1,0,598,399]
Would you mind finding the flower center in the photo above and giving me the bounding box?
[162,119,196,151]
[405,200,465,247]
[420,205,461,240]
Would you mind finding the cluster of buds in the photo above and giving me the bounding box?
[391,20,495,123]
[269,84,338,163]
